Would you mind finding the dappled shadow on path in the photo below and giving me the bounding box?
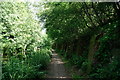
[46,53,71,79]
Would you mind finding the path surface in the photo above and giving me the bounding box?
[46,52,71,79]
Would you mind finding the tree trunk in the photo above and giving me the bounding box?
[76,39,82,55]
[86,35,96,74]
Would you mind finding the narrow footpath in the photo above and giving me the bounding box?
[46,52,71,79]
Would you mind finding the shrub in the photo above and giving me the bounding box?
[29,49,50,70]
[66,54,85,68]
[2,57,36,80]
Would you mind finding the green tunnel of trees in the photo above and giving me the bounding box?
[1,1,120,79]
[39,2,120,79]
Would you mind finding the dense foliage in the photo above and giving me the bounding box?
[39,2,120,79]
[1,1,120,79]
[1,2,52,79]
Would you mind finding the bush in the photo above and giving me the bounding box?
[2,57,36,79]
[1,2,52,80]
[69,54,85,68]
[29,49,50,70]
[89,21,120,79]
[2,50,50,80]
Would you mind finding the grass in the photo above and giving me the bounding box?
[56,50,83,80]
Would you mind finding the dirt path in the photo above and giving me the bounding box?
[46,52,71,79]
